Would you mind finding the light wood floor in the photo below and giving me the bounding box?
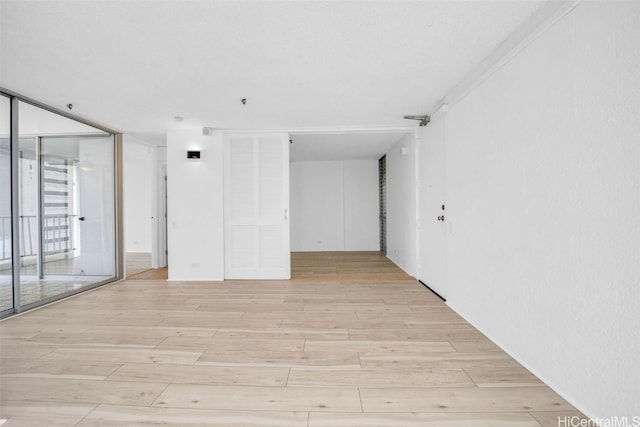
[291,251,409,281]
[125,252,153,278]
[1,253,152,312]
[0,252,588,426]
[127,267,168,281]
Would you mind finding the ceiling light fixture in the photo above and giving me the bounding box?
[403,115,431,127]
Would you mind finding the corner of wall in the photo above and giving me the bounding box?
[384,133,417,277]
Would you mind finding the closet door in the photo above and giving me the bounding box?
[224,133,290,279]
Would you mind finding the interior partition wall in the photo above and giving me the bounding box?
[0,89,122,318]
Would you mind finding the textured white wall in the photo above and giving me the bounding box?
[385,133,416,276]
[166,129,224,281]
[290,160,379,252]
[123,137,153,253]
[290,161,344,251]
[442,1,640,418]
[344,160,380,251]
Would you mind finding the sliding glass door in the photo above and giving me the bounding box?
[40,136,116,277]
[17,134,39,298]
[0,91,120,317]
[0,95,12,315]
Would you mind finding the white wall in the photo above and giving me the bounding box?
[291,161,344,251]
[438,1,640,418]
[166,129,224,281]
[123,136,153,253]
[290,160,379,252]
[344,160,379,251]
[385,133,416,276]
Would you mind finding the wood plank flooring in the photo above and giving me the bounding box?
[124,252,153,278]
[127,267,168,281]
[0,252,152,311]
[0,252,589,426]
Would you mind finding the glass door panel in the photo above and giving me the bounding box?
[18,101,115,309]
[41,137,78,275]
[77,137,116,276]
[40,136,116,277]
[0,95,12,313]
[17,135,39,291]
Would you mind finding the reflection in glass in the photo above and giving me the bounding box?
[18,136,39,284]
[18,101,115,308]
[41,136,115,277]
[0,96,12,313]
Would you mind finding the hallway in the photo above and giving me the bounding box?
[0,252,586,426]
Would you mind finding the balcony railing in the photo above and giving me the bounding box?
[0,215,77,261]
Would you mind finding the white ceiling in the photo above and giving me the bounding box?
[0,0,544,157]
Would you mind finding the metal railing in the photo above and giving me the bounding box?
[43,214,75,255]
[1,215,76,261]
[1,215,16,261]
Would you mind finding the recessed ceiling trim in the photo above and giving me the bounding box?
[434,0,583,113]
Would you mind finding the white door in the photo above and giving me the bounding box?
[417,115,447,299]
[224,133,290,279]
[78,137,116,276]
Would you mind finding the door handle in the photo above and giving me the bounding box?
[79,217,85,221]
